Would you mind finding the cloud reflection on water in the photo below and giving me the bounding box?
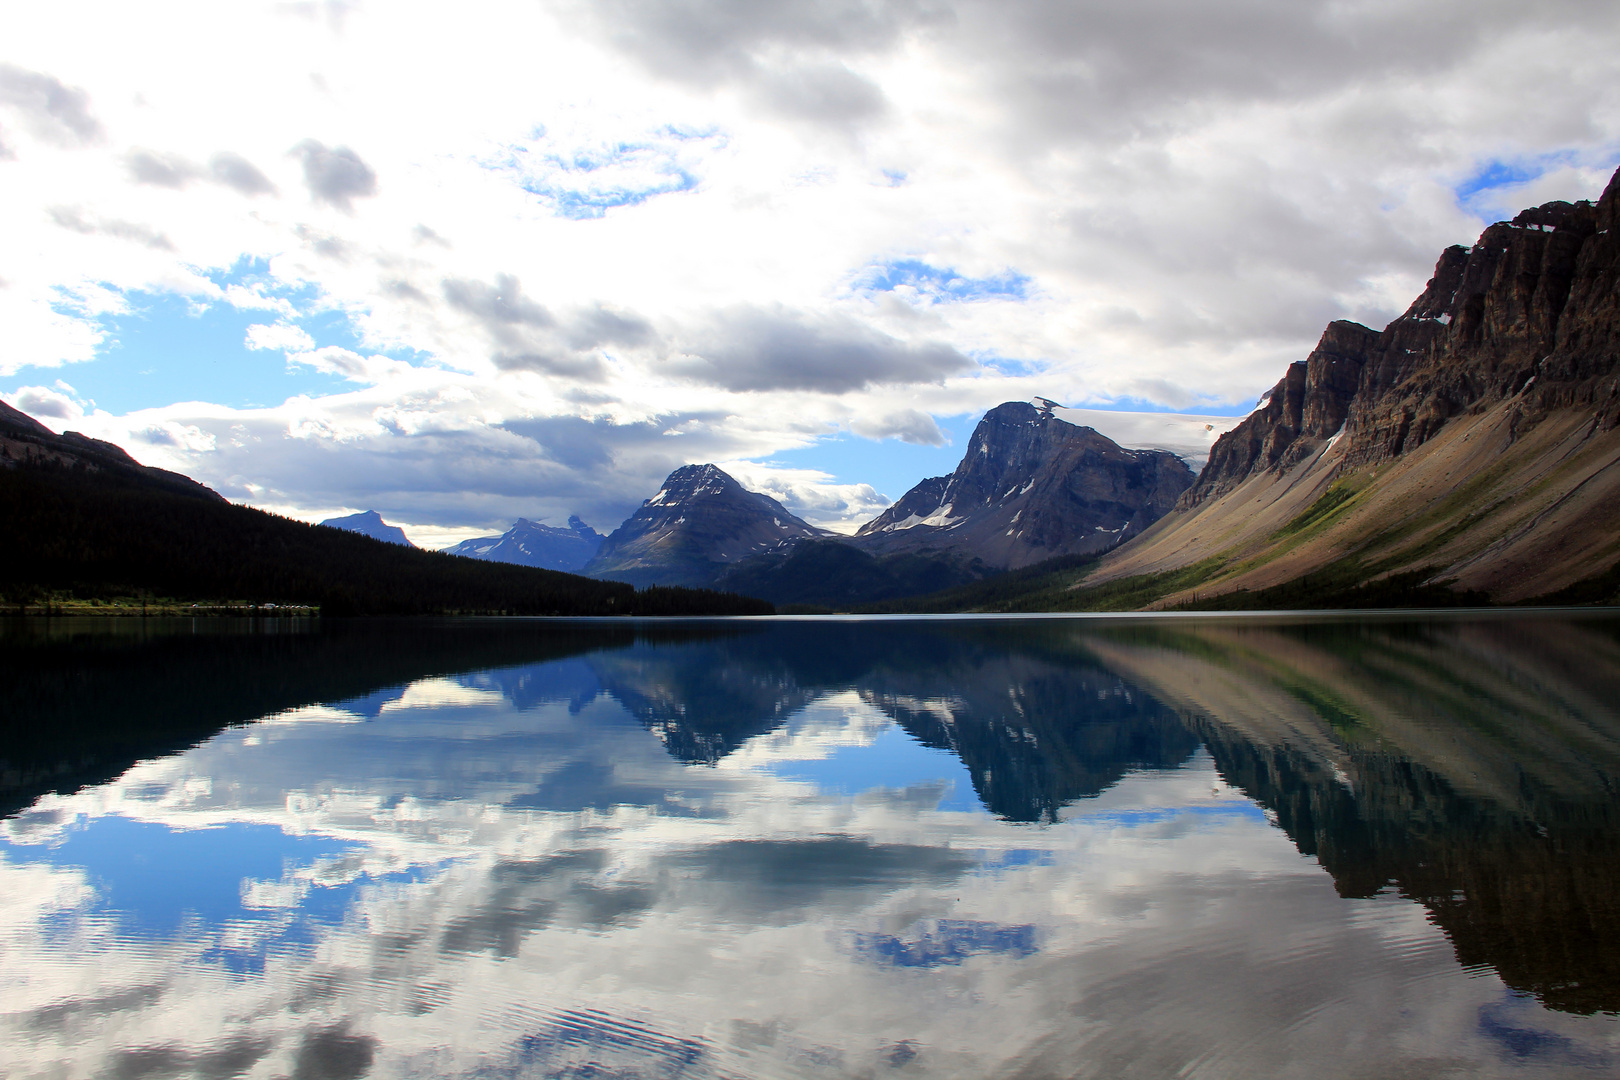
[0,615,1617,1078]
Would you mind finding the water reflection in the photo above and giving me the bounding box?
[1,614,1618,1078]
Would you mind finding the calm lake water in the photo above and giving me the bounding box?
[3,613,1619,1079]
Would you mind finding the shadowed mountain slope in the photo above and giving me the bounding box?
[320,509,415,547]
[1069,166,1620,607]
[0,404,770,616]
[444,516,605,572]
[583,464,825,588]
[854,400,1195,571]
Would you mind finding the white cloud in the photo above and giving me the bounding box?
[0,0,1616,531]
[4,381,88,424]
[717,458,891,531]
[5,647,1614,1080]
[244,322,316,353]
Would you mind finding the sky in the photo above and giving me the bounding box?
[2,1,1619,545]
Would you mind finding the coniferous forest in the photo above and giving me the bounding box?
[0,453,771,617]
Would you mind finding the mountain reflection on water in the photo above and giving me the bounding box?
[2,614,1619,1079]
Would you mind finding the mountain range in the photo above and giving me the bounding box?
[0,399,768,617]
[563,164,1620,609]
[1060,165,1620,609]
[444,516,605,573]
[10,166,1620,612]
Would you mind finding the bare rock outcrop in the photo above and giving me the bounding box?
[1184,169,1620,504]
[856,400,1195,569]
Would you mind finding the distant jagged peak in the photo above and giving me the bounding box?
[646,462,748,505]
[320,509,415,547]
[583,461,824,587]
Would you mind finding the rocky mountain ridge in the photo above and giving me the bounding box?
[1086,165,1620,605]
[444,516,605,572]
[319,510,415,547]
[582,463,826,588]
[855,400,1195,569]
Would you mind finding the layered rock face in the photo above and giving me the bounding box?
[855,400,1195,569]
[445,516,604,572]
[1090,165,1620,604]
[1187,172,1620,504]
[583,464,825,587]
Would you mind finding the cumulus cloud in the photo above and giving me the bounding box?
[47,206,173,250]
[288,345,382,381]
[126,148,199,187]
[290,139,378,211]
[565,0,927,80]
[672,306,972,393]
[244,322,316,353]
[0,64,101,145]
[551,0,956,131]
[209,152,277,195]
[442,274,636,381]
[719,459,891,529]
[849,408,946,446]
[757,62,887,124]
[7,384,85,423]
[4,0,1620,535]
[133,420,216,451]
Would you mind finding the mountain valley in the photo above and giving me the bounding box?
[10,167,1620,613]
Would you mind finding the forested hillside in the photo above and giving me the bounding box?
[0,403,769,616]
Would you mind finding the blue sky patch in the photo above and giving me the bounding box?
[1074,393,1254,418]
[975,848,1055,873]
[856,258,1032,304]
[1072,802,1269,829]
[1454,148,1620,220]
[766,413,976,501]
[2,816,350,935]
[0,815,443,976]
[855,919,1038,968]
[1476,997,1609,1066]
[497,132,716,220]
[767,723,986,814]
[972,351,1046,378]
[4,261,423,415]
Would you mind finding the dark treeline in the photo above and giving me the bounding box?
[714,539,985,610]
[0,461,771,616]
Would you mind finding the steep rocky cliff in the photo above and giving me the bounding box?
[583,464,825,587]
[854,400,1195,570]
[1086,166,1620,605]
[1188,179,1616,504]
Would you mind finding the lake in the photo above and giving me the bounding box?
[2,612,1619,1079]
